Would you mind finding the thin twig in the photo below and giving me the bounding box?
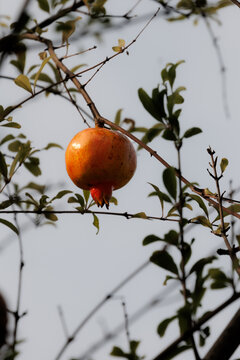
[124,0,144,17]
[0,75,94,122]
[202,13,230,118]
[59,45,97,61]
[54,260,150,360]
[57,305,69,340]
[176,143,201,360]
[57,67,90,127]
[7,191,25,352]
[208,147,240,277]
[0,209,182,223]
[111,296,131,350]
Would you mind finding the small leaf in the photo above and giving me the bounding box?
[163,167,177,200]
[138,88,162,121]
[114,109,123,125]
[220,158,228,173]
[0,152,8,178]
[110,346,125,357]
[92,214,99,234]
[44,143,63,150]
[118,39,125,47]
[143,234,161,246]
[188,194,208,217]
[34,56,52,91]
[164,230,179,246]
[44,212,58,221]
[112,46,122,52]
[150,250,179,275]
[52,190,72,201]
[189,256,216,276]
[0,218,18,234]
[157,316,177,337]
[191,215,212,228]
[183,127,202,138]
[133,212,148,219]
[110,196,118,205]
[0,134,15,146]
[83,190,90,204]
[1,122,21,128]
[37,0,50,12]
[14,74,33,94]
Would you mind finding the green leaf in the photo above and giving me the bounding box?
[164,230,179,246]
[130,340,140,354]
[138,88,162,121]
[20,182,46,194]
[110,196,118,206]
[37,0,50,12]
[75,193,85,207]
[189,256,216,276]
[34,56,52,91]
[162,128,177,141]
[52,190,72,201]
[188,194,208,217]
[14,74,33,94]
[157,316,177,337]
[30,72,54,84]
[1,122,21,128]
[44,212,58,221]
[0,218,18,234]
[191,215,212,228]
[8,140,22,152]
[24,157,41,176]
[150,250,179,275]
[0,152,8,178]
[133,212,148,219]
[178,305,191,335]
[143,234,161,246]
[110,346,126,357]
[183,127,202,138]
[163,167,177,200]
[114,109,123,125]
[92,214,99,234]
[70,63,87,73]
[83,190,90,204]
[220,158,228,173]
[0,134,15,146]
[138,125,165,149]
[152,88,167,119]
[44,143,63,150]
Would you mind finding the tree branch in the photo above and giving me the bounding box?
[152,293,240,360]
[203,307,240,360]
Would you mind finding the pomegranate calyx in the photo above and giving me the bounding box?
[90,184,113,209]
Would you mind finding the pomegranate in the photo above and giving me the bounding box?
[65,127,137,208]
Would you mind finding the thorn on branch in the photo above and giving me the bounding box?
[217,246,240,256]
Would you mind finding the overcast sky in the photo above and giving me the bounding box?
[0,1,240,360]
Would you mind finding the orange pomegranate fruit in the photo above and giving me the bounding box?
[65,127,137,208]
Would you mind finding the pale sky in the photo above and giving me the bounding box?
[0,1,240,360]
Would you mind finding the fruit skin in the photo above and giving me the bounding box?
[65,127,137,208]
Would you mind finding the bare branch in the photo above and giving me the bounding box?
[54,260,150,360]
[207,147,240,277]
[203,307,240,360]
